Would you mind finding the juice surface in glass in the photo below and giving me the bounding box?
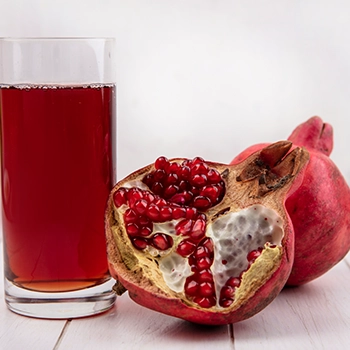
[0,84,116,292]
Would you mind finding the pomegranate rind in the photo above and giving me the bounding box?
[105,145,309,325]
[287,115,333,156]
[286,143,350,285]
[230,116,350,286]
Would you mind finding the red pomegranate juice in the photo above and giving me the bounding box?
[0,85,116,292]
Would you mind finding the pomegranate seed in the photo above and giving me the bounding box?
[139,226,152,237]
[185,207,197,219]
[184,278,199,296]
[197,213,206,220]
[151,182,163,195]
[221,285,235,299]
[146,203,160,221]
[143,191,155,203]
[127,187,143,201]
[197,269,213,283]
[183,191,194,203]
[168,162,181,174]
[181,159,192,167]
[165,173,179,185]
[192,196,212,210]
[226,277,241,288]
[190,162,209,176]
[200,185,219,203]
[220,298,233,308]
[159,206,173,221]
[193,296,216,308]
[132,237,148,250]
[143,173,153,187]
[196,257,212,270]
[169,192,187,205]
[194,245,209,259]
[127,188,143,207]
[172,207,187,219]
[176,239,197,257]
[199,282,215,297]
[207,168,222,183]
[152,233,173,250]
[138,215,151,226]
[247,249,262,262]
[178,180,189,191]
[153,169,166,181]
[191,157,205,166]
[188,255,196,268]
[124,208,138,223]
[155,156,169,170]
[113,188,128,207]
[175,219,193,236]
[190,186,200,197]
[163,184,179,199]
[192,174,208,188]
[154,198,167,207]
[171,191,193,205]
[190,218,206,240]
[126,223,139,236]
[134,199,148,215]
[180,166,191,180]
[200,237,214,255]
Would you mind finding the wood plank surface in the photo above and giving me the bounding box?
[234,254,350,350]
[58,293,233,350]
[0,240,349,350]
[58,255,350,350]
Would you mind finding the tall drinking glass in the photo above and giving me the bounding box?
[0,38,117,318]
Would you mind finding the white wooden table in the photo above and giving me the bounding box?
[0,239,349,350]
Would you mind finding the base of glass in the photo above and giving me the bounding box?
[4,278,116,319]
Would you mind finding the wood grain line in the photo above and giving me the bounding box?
[53,319,71,350]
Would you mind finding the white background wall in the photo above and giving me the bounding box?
[1,0,349,183]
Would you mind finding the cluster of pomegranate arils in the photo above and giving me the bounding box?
[113,156,245,308]
[143,156,225,209]
[184,248,262,308]
[113,156,225,252]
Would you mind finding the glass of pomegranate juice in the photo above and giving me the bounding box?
[0,38,117,318]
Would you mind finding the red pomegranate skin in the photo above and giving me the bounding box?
[231,116,350,285]
[286,118,350,285]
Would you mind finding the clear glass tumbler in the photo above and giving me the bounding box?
[0,37,117,318]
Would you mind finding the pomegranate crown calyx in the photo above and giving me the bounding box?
[236,141,309,198]
[288,116,333,156]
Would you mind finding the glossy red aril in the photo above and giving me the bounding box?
[106,142,309,325]
[231,116,350,285]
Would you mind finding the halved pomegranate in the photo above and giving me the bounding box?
[106,141,309,325]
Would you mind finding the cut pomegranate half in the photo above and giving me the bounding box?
[106,141,309,325]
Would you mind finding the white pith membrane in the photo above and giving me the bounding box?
[158,204,284,308]
[207,205,283,303]
[117,180,284,309]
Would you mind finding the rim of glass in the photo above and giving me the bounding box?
[0,37,115,41]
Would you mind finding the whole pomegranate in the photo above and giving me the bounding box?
[106,142,309,325]
[231,116,350,286]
